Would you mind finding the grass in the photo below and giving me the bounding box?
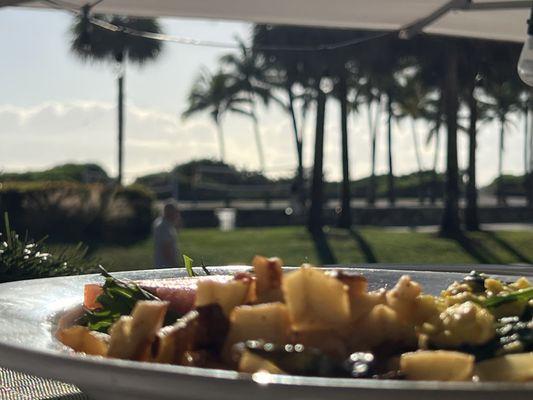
[49,226,533,272]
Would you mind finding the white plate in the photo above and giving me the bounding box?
[1,265,533,400]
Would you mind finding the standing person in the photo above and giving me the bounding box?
[153,200,181,268]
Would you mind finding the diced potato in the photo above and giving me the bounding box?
[226,303,291,345]
[333,272,368,297]
[386,275,422,321]
[349,304,416,350]
[107,300,168,361]
[195,279,253,316]
[57,325,109,356]
[475,353,533,382]
[252,255,284,303]
[282,265,350,330]
[349,289,386,322]
[154,304,230,365]
[238,350,285,374]
[153,310,199,364]
[400,350,474,381]
[223,303,291,362]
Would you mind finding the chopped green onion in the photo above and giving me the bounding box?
[183,254,196,277]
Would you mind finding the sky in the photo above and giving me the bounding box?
[0,7,529,186]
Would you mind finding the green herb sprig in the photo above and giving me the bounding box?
[484,287,533,309]
[79,266,161,333]
[182,254,211,276]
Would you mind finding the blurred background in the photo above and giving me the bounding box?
[0,3,532,281]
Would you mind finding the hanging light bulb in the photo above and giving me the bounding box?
[518,4,533,86]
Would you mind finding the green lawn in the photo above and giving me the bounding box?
[62,226,533,272]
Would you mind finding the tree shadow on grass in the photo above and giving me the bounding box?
[484,231,533,265]
[349,228,378,263]
[309,227,337,265]
[452,233,504,265]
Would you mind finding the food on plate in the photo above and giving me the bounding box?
[58,259,533,382]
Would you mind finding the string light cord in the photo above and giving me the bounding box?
[42,0,393,52]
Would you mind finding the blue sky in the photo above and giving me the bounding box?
[0,7,528,185]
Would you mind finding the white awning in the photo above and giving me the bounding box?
[4,0,530,43]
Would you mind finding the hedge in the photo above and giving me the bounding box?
[0,181,154,243]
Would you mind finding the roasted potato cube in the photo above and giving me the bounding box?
[475,353,533,382]
[239,350,285,374]
[223,303,291,362]
[386,275,422,321]
[108,300,168,361]
[154,304,229,364]
[350,289,386,322]
[400,350,474,381]
[195,279,253,316]
[252,255,284,303]
[349,304,416,350]
[57,325,109,356]
[153,310,199,364]
[282,265,350,330]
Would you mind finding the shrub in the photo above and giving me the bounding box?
[0,163,110,183]
[0,213,99,283]
[102,184,155,242]
[0,182,154,243]
[483,174,527,196]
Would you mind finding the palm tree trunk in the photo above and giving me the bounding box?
[497,117,505,205]
[216,122,226,162]
[338,77,352,228]
[251,108,266,172]
[410,119,424,204]
[440,44,461,237]
[431,98,442,205]
[386,92,395,206]
[465,80,479,231]
[522,102,531,209]
[367,101,380,207]
[287,84,305,205]
[117,71,124,186]
[524,104,529,177]
[529,95,533,208]
[308,86,327,233]
[430,129,440,205]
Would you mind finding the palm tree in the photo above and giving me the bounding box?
[483,79,521,205]
[70,15,164,185]
[359,80,382,206]
[422,95,444,205]
[355,34,405,207]
[441,41,462,237]
[252,25,308,202]
[396,78,430,203]
[410,36,462,236]
[182,69,238,161]
[220,39,271,172]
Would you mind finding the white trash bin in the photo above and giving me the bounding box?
[215,208,236,231]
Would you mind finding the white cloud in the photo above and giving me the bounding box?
[0,100,528,186]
